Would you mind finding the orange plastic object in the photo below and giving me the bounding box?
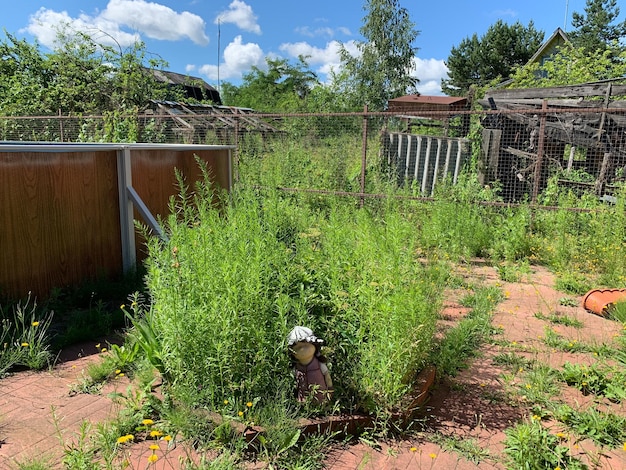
[581,289,626,316]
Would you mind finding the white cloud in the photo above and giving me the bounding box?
[294,26,335,39]
[215,0,261,35]
[279,39,359,77]
[198,35,264,81]
[412,57,448,95]
[102,0,209,45]
[24,7,139,48]
[492,9,517,18]
[24,1,209,50]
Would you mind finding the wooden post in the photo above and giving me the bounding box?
[531,100,547,203]
[594,83,613,195]
[360,105,368,208]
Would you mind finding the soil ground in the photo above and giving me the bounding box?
[1,262,626,469]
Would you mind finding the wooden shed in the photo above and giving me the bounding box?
[387,95,469,136]
[479,80,626,201]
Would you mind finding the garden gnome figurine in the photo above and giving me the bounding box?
[287,326,333,404]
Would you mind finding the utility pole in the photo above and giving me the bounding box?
[217,18,221,94]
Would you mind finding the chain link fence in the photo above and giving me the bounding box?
[2,105,625,205]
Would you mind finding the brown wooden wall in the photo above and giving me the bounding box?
[0,145,232,301]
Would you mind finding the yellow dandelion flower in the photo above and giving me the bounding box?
[223,399,229,405]
[147,454,158,463]
[238,411,244,417]
[246,401,253,408]
[150,430,163,438]
[21,342,29,347]
[410,446,417,452]
[142,419,154,426]
[118,373,125,377]
[32,321,39,327]
[623,442,626,451]
[95,343,101,348]
[163,435,172,442]
[117,436,128,444]
[429,453,437,459]
[101,348,107,353]
[556,432,567,439]
[115,369,121,374]
[149,444,159,450]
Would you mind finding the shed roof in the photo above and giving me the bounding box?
[388,95,468,113]
[527,27,570,66]
[147,69,221,104]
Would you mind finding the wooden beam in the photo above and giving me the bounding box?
[485,83,626,100]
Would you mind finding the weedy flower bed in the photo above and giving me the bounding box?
[131,182,445,426]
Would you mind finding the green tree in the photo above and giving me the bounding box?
[339,0,419,111]
[508,43,626,88]
[442,20,544,96]
[220,56,319,112]
[569,0,626,55]
[0,33,52,115]
[0,28,170,116]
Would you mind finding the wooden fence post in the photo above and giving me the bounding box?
[531,100,547,204]
[360,105,368,208]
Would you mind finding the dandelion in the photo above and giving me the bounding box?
[163,435,172,442]
[32,321,39,327]
[223,399,229,405]
[623,442,626,451]
[410,446,417,452]
[116,434,134,444]
[556,432,567,439]
[147,454,158,463]
[142,419,154,426]
[115,370,121,375]
[238,411,244,417]
[95,343,100,348]
[149,444,159,450]
[532,415,541,421]
[150,430,163,438]
[21,342,29,347]
[246,401,253,408]
[429,453,437,459]
[101,348,107,353]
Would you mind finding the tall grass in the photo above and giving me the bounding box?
[139,178,443,419]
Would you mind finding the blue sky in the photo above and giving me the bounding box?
[2,0,598,96]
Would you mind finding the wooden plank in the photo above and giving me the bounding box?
[485,83,626,100]
[478,98,626,110]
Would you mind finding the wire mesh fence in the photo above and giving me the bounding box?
[2,105,625,205]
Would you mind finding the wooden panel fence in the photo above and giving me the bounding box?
[0,143,233,300]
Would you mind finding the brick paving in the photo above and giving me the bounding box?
[0,348,119,469]
[3,264,626,469]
